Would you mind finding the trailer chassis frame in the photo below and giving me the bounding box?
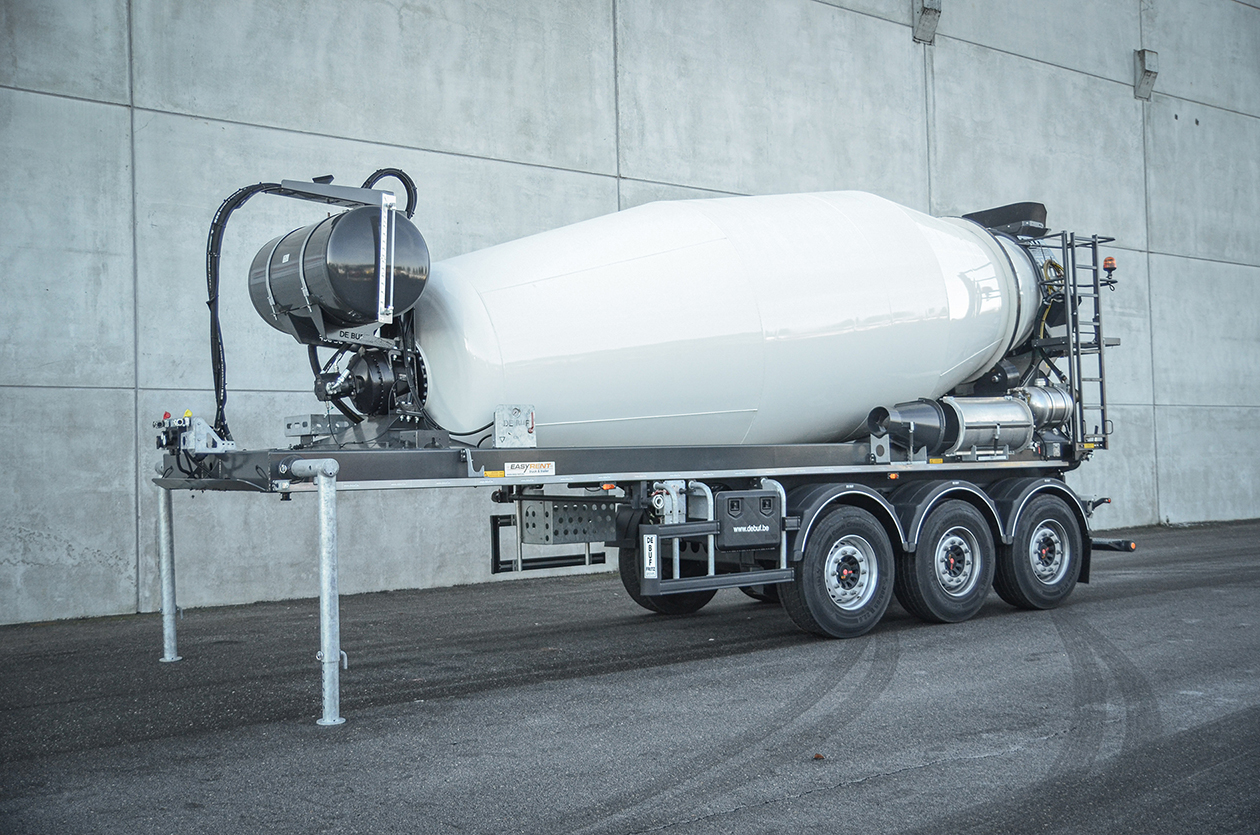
[153,438,1093,724]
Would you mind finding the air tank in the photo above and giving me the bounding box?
[416,191,1041,447]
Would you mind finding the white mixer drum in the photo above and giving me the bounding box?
[417,191,1040,447]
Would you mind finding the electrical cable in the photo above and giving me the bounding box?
[331,397,362,424]
[422,410,494,437]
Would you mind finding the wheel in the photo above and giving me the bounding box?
[895,500,995,623]
[617,546,717,615]
[739,583,781,605]
[994,495,1082,610]
[780,506,894,638]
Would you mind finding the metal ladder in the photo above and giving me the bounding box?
[1056,232,1116,456]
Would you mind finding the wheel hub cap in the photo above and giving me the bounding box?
[824,535,878,611]
[934,527,979,597]
[1028,521,1069,584]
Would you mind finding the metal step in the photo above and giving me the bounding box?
[644,567,795,596]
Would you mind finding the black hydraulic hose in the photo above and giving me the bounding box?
[360,168,417,218]
[307,346,363,425]
[205,181,285,440]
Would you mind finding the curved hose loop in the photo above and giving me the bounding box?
[360,168,417,218]
[1041,258,1065,293]
[306,346,364,425]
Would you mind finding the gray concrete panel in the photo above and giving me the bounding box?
[132,112,617,393]
[811,0,910,26]
[930,40,1146,249]
[618,178,741,210]
[1148,254,1260,408]
[0,0,129,103]
[617,0,928,206]
[0,386,136,625]
[1154,405,1260,524]
[936,0,1140,84]
[1143,0,1260,117]
[129,0,616,174]
[1066,404,1159,530]
[1146,96,1260,266]
[0,89,134,388]
[1097,246,1153,408]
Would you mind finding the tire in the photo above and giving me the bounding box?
[895,500,995,623]
[739,583,781,605]
[617,546,717,615]
[780,506,894,638]
[994,495,1082,610]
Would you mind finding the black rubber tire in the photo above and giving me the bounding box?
[895,500,995,624]
[617,547,717,615]
[994,495,1082,610]
[739,584,781,605]
[780,506,894,638]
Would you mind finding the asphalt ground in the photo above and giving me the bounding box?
[2,520,1258,834]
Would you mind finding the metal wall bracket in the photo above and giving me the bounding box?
[913,0,941,44]
[1134,49,1158,100]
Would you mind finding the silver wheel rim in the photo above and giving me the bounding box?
[934,525,980,598]
[824,535,878,611]
[1028,520,1069,584]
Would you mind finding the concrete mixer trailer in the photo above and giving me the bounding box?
[153,170,1134,721]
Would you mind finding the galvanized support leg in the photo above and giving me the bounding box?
[157,486,182,663]
[290,458,345,726]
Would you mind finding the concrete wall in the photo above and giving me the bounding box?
[2,0,1257,624]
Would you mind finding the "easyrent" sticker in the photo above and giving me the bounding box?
[504,461,555,477]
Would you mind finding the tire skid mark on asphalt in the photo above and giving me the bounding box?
[543,637,870,835]
[1052,610,1164,770]
[655,632,900,828]
[895,704,1260,835]
[1050,614,1109,777]
[562,633,900,835]
[1066,616,1164,756]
